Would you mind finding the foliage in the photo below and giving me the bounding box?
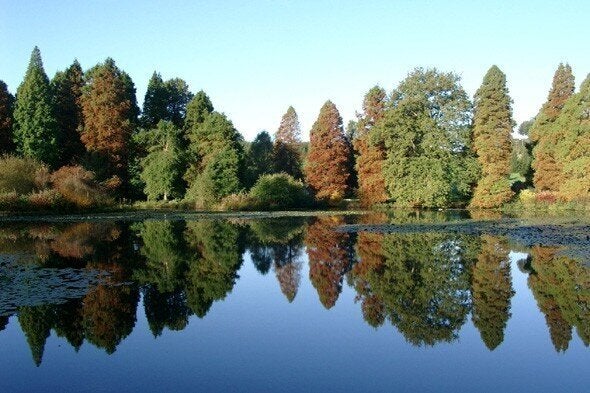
[0,80,15,154]
[184,90,214,136]
[13,47,60,167]
[139,121,186,201]
[248,173,310,210]
[141,72,193,129]
[51,60,85,165]
[376,68,477,208]
[0,155,47,194]
[471,66,515,208]
[510,138,533,182]
[244,131,274,188]
[81,58,138,196]
[50,165,110,208]
[273,106,303,179]
[354,86,388,206]
[305,101,350,203]
[530,64,575,192]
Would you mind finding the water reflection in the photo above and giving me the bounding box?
[0,215,588,366]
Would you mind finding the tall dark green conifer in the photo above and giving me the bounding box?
[141,72,168,129]
[13,47,60,167]
[471,66,514,208]
[245,131,274,188]
[51,60,85,165]
[530,64,575,192]
[0,80,15,154]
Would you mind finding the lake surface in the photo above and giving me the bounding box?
[0,211,588,392]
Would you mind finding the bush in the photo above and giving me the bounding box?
[27,189,64,210]
[50,166,111,208]
[0,191,20,210]
[219,192,257,211]
[0,156,47,194]
[248,173,311,210]
[535,190,557,204]
[519,189,536,205]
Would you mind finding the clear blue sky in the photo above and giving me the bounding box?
[2,0,589,140]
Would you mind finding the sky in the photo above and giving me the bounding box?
[2,0,590,141]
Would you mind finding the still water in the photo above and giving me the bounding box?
[0,212,588,392]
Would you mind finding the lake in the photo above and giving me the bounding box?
[0,211,588,392]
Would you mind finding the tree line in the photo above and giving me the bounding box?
[1,47,588,209]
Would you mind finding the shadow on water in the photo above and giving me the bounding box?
[0,211,588,366]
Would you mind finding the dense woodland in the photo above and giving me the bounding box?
[1,216,588,365]
[1,47,589,211]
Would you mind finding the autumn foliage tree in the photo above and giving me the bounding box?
[530,64,575,193]
[81,58,138,195]
[273,106,303,179]
[354,86,388,206]
[305,101,350,202]
[471,66,514,208]
[13,47,60,167]
[0,80,15,154]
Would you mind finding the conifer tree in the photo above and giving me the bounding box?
[305,101,350,202]
[184,90,214,136]
[51,60,85,165]
[141,72,168,129]
[273,106,303,179]
[471,66,514,208]
[245,130,274,188]
[81,58,138,195]
[530,64,575,192]
[13,47,60,167]
[0,80,15,154]
[553,74,590,201]
[354,86,388,206]
[376,69,477,208]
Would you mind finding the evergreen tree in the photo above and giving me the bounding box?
[81,58,138,195]
[471,66,514,208]
[51,60,85,165]
[553,74,590,201]
[530,64,575,192]
[0,80,15,154]
[13,47,60,167]
[305,101,350,202]
[165,78,193,128]
[18,305,54,366]
[140,121,186,201]
[376,69,477,208]
[273,106,303,179]
[184,112,244,206]
[354,86,388,206]
[184,90,214,136]
[141,72,168,129]
[245,131,274,188]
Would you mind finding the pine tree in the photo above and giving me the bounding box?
[140,121,186,201]
[51,59,85,165]
[273,106,303,179]
[165,78,193,128]
[354,86,388,206]
[81,58,138,195]
[553,74,590,201]
[376,69,477,208]
[13,47,60,167]
[530,64,575,192]
[0,80,15,154]
[245,130,274,188]
[305,101,350,202]
[141,72,168,129]
[471,66,514,208]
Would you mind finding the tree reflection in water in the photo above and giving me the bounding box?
[0,216,589,366]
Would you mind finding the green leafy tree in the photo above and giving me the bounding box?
[354,86,388,206]
[185,112,244,207]
[471,66,515,208]
[273,106,304,179]
[139,121,186,201]
[245,131,274,188]
[375,68,477,207]
[530,64,575,193]
[510,137,533,186]
[141,73,193,129]
[13,47,60,167]
[552,75,590,201]
[51,60,85,165]
[0,80,15,154]
[81,58,139,195]
[184,90,214,137]
[305,101,350,202]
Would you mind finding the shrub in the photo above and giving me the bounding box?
[0,191,20,210]
[248,173,311,210]
[535,190,557,204]
[0,156,47,194]
[219,192,257,211]
[50,166,111,208]
[519,189,536,205]
[27,189,64,209]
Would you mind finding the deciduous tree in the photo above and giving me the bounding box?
[273,106,303,179]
